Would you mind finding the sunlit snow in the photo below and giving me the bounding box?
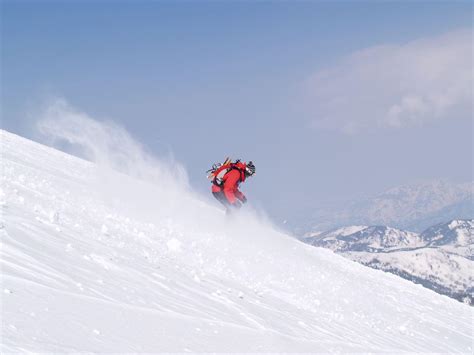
[1,128,472,353]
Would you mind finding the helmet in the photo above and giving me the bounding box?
[245,161,256,176]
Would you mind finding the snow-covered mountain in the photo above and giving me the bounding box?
[421,220,473,255]
[358,181,473,229]
[1,128,473,353]
[305,225,423,252]
[303,221,473,304]
[299,180,473,233]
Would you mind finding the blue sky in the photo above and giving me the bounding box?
[2,0,472,223]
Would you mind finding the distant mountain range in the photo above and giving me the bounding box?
[298,180,473,234]
[302,220,473,305]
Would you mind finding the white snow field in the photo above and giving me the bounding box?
[1,128,473,353]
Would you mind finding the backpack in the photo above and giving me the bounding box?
[207,157,242,187]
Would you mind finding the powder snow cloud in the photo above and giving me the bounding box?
[306,29,472,134]
[37,98,189,188]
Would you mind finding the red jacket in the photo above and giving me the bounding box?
[211,163,246,204]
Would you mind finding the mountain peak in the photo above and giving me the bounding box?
[305,224,421,252]
[299,179,473,234]
[421,219,473,247]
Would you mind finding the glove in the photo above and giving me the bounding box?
[240,195,247,204]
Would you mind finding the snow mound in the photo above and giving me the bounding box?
[1,128,472,353]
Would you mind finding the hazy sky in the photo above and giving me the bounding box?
[2,1,472,223]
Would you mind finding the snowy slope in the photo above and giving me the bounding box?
[303,222,473,304]
[1,129,473,353]
[348,247,473,302]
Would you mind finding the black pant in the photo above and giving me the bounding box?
[213,191,242,216]
[212,191,230,207]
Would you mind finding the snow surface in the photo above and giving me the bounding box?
[304,222,473,302]
[348,248,473,295]
[1,129,473,353]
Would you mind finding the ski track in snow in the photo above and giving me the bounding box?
[1,130,473,352]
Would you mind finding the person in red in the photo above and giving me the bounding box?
[211,161,255,211]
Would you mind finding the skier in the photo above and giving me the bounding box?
[209,160,255,213]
